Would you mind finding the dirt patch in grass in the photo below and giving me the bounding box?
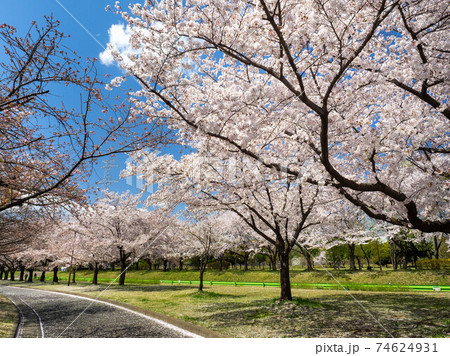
[6,281,450,338]
[0,295,17,338]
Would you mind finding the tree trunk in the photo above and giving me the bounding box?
[179,258,183,271]
[0,268,3,280]
[27,269,33,283]
[4,270,9,280]
[390,241,398,270]
[163,259,168,272]
[433,236,441,259]
[145,259,152,270]
[376,241,382,271]
[219,255,224,271]
[243,253,249,271]
[19,266,25,281]
[119,260,126,286]
[10,269,15,281]
[93,264,99,285]
[40,271,45,282]
[348,243,356,271]
[52,267,58,283]
[198,262,207,292]
[360,245,371,270]
[279,251,292,301]
[111,263,115,271]
[402,257,408,270]
[269,252,278,271]
[305,252,314,271]
[356,257,362,271]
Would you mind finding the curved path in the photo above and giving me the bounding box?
[0,285,199,338]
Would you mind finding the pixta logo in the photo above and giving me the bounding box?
[124,149,160,193]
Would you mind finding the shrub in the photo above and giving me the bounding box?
[416,259,450,270]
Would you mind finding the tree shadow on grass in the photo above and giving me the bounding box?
[89,284,195,293]
[198,292,449,338]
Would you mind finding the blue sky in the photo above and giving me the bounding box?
[1,0,184,201]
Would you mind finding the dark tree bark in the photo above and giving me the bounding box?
[279,252,292,301]
[71,269,76,284]
[52,267,58,283]
[0,267,4,280]
[119,261,126,286]
[118,247,130,286]
[10,269,15,281]
[268,251,278,271]
[198,259,207,292]
[348,243,356,271]
[19,266,25,281]
[179,258,183,271]
[4,270,9,280]
[26,269,33,282]
[144,259,152,270]
[219,255,224,271]
[243,252,249,271]
[296,243,314,271]
[356,256,362,270]
[376,241,382,271]
[390,241,398,270]
[163,259,168,272]
[360,245,372,270]
[433,235,442,259]
[40,271,45,282]
[93,264,99,285]
[305,252,314,271]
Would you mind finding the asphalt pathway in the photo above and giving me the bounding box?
[0,285,199,338]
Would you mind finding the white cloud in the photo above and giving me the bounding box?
[99,23,134,66]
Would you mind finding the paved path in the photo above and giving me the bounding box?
[0,285,199,338]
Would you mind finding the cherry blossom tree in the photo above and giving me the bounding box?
[0,206,42,256]
[178,213,231,291]
[216,211,262,271]
[123,151,334,299]
[0,16,171,215]
[111,0,449,233]
[88,191,170,285]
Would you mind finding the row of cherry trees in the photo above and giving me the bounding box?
[0,191,271,289]
[1,186,444,298]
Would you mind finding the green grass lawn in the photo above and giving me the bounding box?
[49,268,449,287]
[6,280,449,338]
[0,295,17,338]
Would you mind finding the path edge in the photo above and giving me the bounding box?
[3,284,225,338]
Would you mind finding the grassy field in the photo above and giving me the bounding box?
[48,268,450,287]
[0,295,17,338]
[6,280,450,338]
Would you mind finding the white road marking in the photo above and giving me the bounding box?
[8,298,25,338]
[5,286,201,338]
[17,296,45,338]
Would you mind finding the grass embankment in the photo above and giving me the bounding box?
[49,269,449,288]
[0,295,17,338]
[8,280,450,338]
